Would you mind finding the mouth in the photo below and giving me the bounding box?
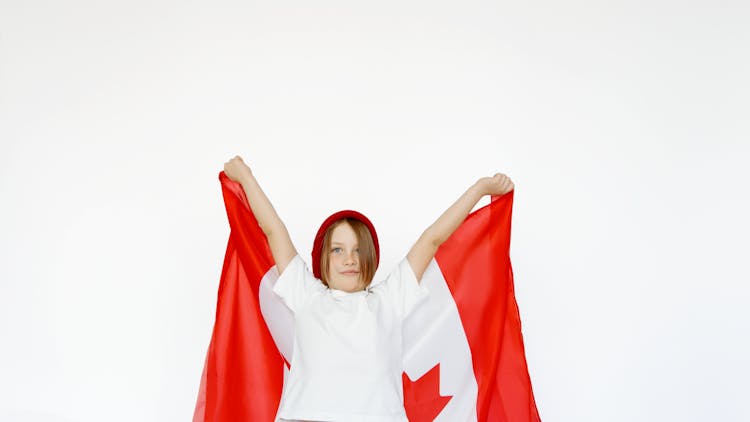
[341,271,360,276]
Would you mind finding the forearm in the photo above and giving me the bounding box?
[223,155,298,271]
[238,173,298,271]
[407,173,511,281]
[238,174,288,238]
[423,182,485,247]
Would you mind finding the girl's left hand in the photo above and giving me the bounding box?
[477,173,514,196]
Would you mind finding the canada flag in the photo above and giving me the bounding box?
[193,172,541,421]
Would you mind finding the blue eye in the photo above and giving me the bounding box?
[332,247,342,253]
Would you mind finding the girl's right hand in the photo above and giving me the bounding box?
[224,155,253,183]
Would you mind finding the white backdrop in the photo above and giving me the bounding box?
[1,1,748,421]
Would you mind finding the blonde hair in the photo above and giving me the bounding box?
[319,218,377,288]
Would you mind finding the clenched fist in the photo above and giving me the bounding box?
[477,173,514,196]
[224,155,253,184]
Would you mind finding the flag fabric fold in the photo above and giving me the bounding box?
[194,172,541,421]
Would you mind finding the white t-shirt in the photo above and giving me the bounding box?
[273,254,429,422]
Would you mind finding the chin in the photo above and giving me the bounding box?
[333,280,360,292]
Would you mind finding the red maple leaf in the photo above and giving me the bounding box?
[402,363,452,421]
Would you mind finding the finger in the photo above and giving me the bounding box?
[501,179,511,191]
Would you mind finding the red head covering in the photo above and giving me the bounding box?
[311,210,380,280]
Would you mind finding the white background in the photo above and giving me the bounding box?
[1,0,748,421]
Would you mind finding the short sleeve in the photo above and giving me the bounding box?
[377,257,429,319]
[272,254,326,313]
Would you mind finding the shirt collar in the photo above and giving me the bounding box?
[328,287,369,298]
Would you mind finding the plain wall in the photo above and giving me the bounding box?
[1,1,748,420]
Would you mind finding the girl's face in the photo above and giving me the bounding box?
[326,222,365,292]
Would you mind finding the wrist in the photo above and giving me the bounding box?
[472,179,489,197]
[239,171,256,186]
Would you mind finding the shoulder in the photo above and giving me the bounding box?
[369,257,420,291]
[274,254,327,298]
[389,257,420,285]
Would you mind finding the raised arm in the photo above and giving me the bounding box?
[224,155,298,274]
[406,173,514,282]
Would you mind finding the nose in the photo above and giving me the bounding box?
[344,251,357,265]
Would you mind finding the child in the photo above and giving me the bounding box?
[223,155,514,422]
